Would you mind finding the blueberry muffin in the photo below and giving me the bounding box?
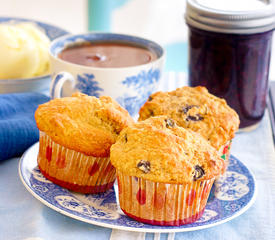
[139,86,240,165]
[110,116,225,226]
[35,92,134,193]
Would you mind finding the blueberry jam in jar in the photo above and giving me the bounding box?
[185,0,275,130]
[189,27,273,129]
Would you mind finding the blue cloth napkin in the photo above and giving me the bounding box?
[0,92,50,161]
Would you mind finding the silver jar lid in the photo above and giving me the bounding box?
[185,0,275,34]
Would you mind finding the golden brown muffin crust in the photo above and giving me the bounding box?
[35,93,134,157]
[138,86,239,150]
[110,116,225,183]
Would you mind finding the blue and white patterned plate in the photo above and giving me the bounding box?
[19,143,257,233]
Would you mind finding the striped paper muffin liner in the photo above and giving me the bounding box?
[37,131,116,194]
[218,140,232,171]
[117,171,215,226]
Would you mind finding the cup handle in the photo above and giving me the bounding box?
[50,72,75,98]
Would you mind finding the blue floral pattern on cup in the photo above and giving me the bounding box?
[49,33,164,117]
[117,68,160,116]
[71,69,160,116]
[76,74,103,98]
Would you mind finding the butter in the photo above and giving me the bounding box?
[0,22,50,79]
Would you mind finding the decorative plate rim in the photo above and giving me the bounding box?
[18,142,257,233]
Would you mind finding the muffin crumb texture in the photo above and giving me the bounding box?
[139,86,240,150]
[111,116,225,183]
[35,92,134,157]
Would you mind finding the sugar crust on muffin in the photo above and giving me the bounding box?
[110,116,225,183]
[138,86,240,150]
[35,92,134,157]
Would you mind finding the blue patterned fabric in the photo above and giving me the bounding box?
[0,92,49,161]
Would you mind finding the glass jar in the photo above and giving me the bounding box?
[185,0,275,131]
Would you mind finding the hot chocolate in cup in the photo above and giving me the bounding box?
[49,33,165,118]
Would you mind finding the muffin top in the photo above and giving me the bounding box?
[110,116,225,183]
[35,93,134,157]
[138,86,239,150]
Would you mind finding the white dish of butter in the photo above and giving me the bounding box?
[0,17,68,94]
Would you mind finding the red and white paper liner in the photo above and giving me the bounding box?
[117,171,215,226]
[218,140,232,171]
[37,131,116,194]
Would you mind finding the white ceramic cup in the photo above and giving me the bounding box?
[49,32,165,117]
